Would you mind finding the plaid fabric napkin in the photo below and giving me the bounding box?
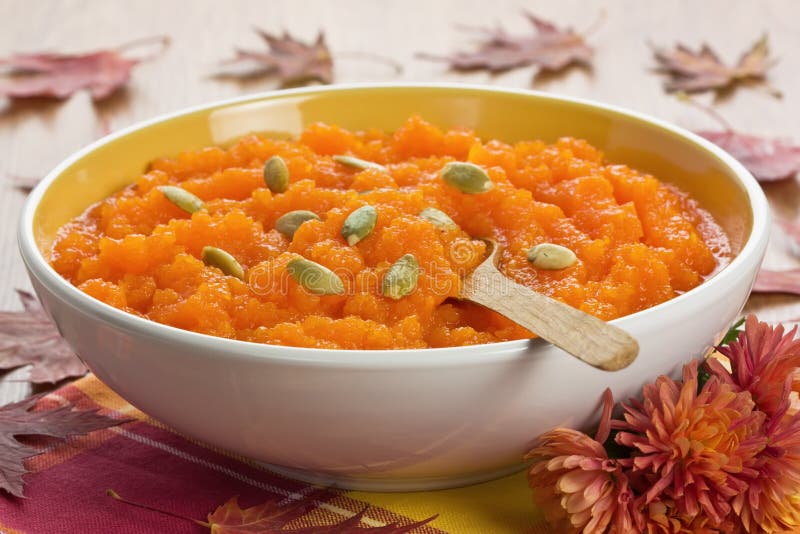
[0,375,548,533]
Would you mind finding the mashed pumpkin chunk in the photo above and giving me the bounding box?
[50,116,729,349]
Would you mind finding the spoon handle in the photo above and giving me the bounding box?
[463,270,639,371]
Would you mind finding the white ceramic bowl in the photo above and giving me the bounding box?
[18,84,769,491]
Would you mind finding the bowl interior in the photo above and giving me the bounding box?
[32,85,752,261]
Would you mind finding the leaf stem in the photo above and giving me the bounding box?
[452,23,495,36]
[334,51,404,74]
[115,35,171,62]
[761,83,783,99]
[581,9,607,38]
[106,489,209,528]
[675,92,734,132]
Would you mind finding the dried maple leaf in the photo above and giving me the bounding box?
[677,93,800,182]
[697,130,800,182]
[206,494,435,533]
[752,268,800,295]
[418,12,594,76]
[750,223,800,296]
[218,29,333,87]
[0,35,168,102]
[109,488,436,532]
[1,394,125,497]
[0,290,87,383]
[653,34,779,96]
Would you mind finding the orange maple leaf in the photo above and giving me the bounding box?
[109,488,436,533]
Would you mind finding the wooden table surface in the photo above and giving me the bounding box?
[2,0,800,403]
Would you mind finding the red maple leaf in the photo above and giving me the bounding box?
[418,12,595,77]
[753,269,800,295]
[678,94,800,182]
[208,494,435,533]
[753,220,800,296]
[653,34,779,96]
[0,36,168,101]
[697,131,800,182]
[109,487,436,532]
[0,394,126,497]
[217,29,333,87]
[0,290,87,383]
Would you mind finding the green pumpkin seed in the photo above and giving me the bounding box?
[286,257,345,295]
[382,254,419,300]
[441,162,493,194]
[202,246,245,280]
[263,155,290,193]
[526,243,577,270]
[419,207,458,230]
[275,210,320,239]
[341,205,377,246]
[333,155,386,172]
[159,185,205,214]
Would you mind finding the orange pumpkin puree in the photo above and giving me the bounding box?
[50,116,729,349]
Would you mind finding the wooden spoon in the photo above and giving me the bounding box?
[459,239,639,371]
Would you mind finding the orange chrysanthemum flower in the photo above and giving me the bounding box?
[710,316,800,420]
[526,317,800,534]
[640,499,743,534]
[733,413,800,533]
[526,390,636,534]
[708,315,800,417]
[614,361,765,528]
[707,316,800,532]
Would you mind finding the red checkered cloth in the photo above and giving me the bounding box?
[0,375,548,533]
